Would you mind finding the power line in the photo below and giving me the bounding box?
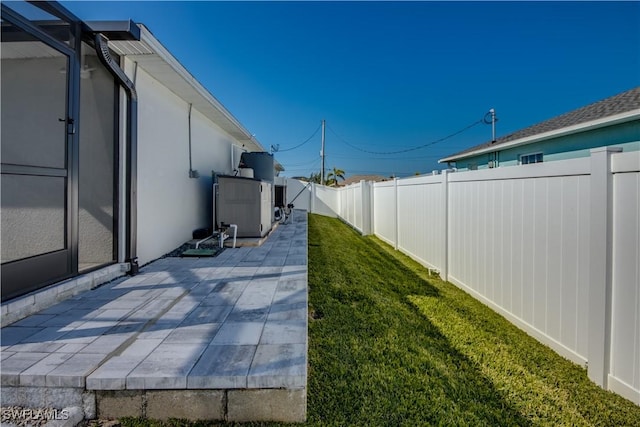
[327,118,483,155]
[285,168,319,173]
[283,157,322,168]
[328,153,445,160]
[282,157,321,172]
[341,169,416,176]
[276,123,322,152]
[285,168,321,174]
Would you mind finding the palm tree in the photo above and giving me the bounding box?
[308,172,322,184]
[325,167,345,187]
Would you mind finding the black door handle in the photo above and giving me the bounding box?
[58,117,75,134]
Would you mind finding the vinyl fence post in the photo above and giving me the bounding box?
[394,177,399,250]
[370,181,375,236]
[310,182,316,214]
[361,180,371,235]
[353,184,357,227]
[588,146,622,388]
[441,170,450,282]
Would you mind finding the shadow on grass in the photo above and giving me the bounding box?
[309,215,640,427]
[306,215,531,426]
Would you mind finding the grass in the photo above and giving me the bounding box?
[304,215,640,426]
[119,214,640,426]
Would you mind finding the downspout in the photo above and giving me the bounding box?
[188,104,198,178]
[93,34,139,275]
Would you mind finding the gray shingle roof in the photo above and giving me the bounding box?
[442,86,640,161]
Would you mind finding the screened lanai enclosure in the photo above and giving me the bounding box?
[1,2,138,300]
[1,0,282,307]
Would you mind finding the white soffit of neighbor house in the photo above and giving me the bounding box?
[107,24,265,153]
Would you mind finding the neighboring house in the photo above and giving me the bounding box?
[439,87,640,170]
[1,1,281,301]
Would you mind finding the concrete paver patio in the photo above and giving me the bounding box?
[1,213,308,422]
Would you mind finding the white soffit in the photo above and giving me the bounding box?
[108,24,265,153]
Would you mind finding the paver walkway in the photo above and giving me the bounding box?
[1,213,308,421]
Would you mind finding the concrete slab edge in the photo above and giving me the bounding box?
[95,388,306,423]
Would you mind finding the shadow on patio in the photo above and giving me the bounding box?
[1,214,309,423]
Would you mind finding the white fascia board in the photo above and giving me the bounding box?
[438,109,640,163]
[126,24,266,153]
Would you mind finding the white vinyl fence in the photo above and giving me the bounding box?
[609,151,640,401]
[291,147,640,404]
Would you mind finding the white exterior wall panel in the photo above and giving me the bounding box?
[191,108,235,176]
[136,66,192,265]
[134,64,236,265]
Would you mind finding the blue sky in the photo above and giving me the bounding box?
[62,1,640,178]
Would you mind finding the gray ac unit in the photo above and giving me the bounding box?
[217,175,272,238]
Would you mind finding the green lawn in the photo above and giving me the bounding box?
[305,214,639,426]
[121,214,640,426]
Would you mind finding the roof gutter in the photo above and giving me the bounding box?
[439,109,640,163]
[83,20,140,40]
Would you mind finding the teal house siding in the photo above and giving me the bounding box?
[458,119,640,170]
[440,87,640,170]
[459,153,491,170]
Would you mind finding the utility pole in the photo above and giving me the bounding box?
[489,108,497,142]
[320,119,326,185]
[484,108,498,143]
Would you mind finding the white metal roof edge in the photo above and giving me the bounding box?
[438,109,640,163]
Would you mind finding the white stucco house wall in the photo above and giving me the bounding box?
[113,24,281,266]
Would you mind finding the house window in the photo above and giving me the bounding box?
[467,163,478,171]
[520,152,543,165]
